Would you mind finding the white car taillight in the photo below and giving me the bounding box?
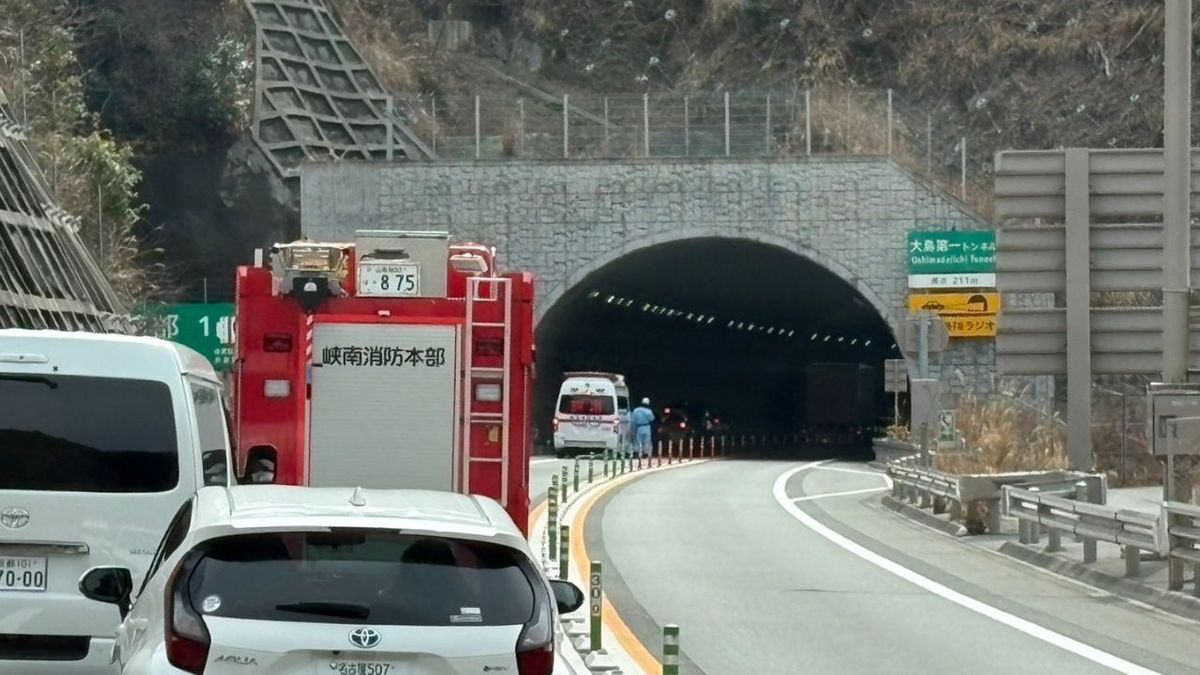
[515,591,554,675]
[166,554,210,674]
[551,418,559,432]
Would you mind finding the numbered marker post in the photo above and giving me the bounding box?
[559,525,570,580]
[589,561,603,652]
[662,625,680,675]
[548,479,558,561]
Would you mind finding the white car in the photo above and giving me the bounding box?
[79,485,584,675]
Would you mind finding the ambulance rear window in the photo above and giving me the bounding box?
[558,395,615,415]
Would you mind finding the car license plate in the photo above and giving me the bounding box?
[357,261,420,297]
[0,557,46,592]
[327,662,392,675]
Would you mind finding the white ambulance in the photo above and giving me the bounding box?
[552,372,629,457]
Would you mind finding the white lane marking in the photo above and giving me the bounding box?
[791,486,888,502]
[773,463,1160,675]
[808,465,893,486]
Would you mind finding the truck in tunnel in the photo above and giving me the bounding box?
[801,363,877,450]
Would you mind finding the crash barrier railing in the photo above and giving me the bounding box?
[886,452,1107,535]
[1001,482,1159,577]
[1164,502,1200,597]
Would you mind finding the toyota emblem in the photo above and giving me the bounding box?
[348,627,381,649]
[0,508,29,529]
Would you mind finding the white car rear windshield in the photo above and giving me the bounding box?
[186,530,537,627]
[0,374,179,493]
[558,394,614,415]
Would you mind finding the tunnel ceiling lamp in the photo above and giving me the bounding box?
[837,336,845,342]
[588,290,600,298]
[686,313,694,320]
[787,330,796,337]
[605,295,615,303]
[707,317,716,324]
[810,333,818,340]
[642,303,650,311]
[824,335,831,342]
[850,338,857,345]
[865,339,872,346]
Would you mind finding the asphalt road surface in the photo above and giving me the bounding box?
[588,458,1200,675]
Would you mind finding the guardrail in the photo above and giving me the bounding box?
[1002,483,1156,575]
[1165,501,1200,597]
[886,454,1107,535]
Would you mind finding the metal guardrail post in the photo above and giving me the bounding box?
[1075,482,1097,562]
[949,499,963,522]
[1045,516,1063,553]
[589,561,603,652]
[1027,487,1041,544]
[559,524,570,579]
[662,624,680,675]
[548,478,558,561]
[932,495,947,515]
[1124,545,1141,577]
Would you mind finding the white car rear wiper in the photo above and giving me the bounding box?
[275,601,370,620]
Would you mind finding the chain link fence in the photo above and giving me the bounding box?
[402,87,993,216]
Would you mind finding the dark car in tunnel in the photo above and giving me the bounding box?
[657,407,693,445]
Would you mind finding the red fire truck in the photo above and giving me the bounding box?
[232,230,535,533]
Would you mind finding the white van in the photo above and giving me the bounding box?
[0,330,233,672]
[553,372,628,457]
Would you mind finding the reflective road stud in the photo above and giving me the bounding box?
[663,624,680,675]
[559,524,570,580]
[548,479,558,561]
[589,561,603,652]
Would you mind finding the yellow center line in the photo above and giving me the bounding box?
[570,473,662,674]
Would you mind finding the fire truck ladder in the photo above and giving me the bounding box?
[462,276,512,507]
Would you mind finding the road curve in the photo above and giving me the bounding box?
[587,458,1200,675]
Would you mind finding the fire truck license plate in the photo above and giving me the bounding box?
[358,262,420,297]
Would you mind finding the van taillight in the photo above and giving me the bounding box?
[263,334,292,352]
[165,554,210,674]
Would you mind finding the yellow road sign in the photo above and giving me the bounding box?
[908,292,1001,316]
[942,316,997,337]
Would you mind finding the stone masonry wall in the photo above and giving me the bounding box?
[300,157,995,390]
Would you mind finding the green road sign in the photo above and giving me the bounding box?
[907,231,996,274]
[141,303,236,370]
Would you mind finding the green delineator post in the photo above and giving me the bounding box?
[588,456,595,483]
[561,466,569,501]
[559,525,570,580]
[603,450,611,478]
[548,479,558,561]
[662,624,680,675]
[589,561,603,652]
[573,458,580,492]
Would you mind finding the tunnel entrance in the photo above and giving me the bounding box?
[534,238,902,454]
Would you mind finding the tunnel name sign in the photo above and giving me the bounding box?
[906,231,996,289]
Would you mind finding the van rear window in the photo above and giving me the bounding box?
[558,394,614,415]
[0,374,179,493]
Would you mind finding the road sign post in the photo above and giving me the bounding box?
[589,561,603,652]
[911,379,941,468]
[884,359,908,426]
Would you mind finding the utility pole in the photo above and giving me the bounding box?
[1163,0,1193,504]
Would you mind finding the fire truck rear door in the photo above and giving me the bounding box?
[309,322,459,490]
